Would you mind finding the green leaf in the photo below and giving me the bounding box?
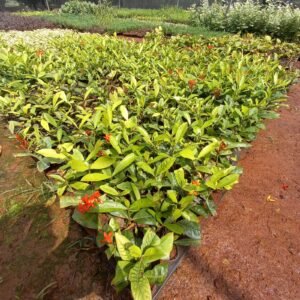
[81,173,111,182]
[70,182,89,190]
[130,198,155,211]
[112,153,136,176]
[164,222,184,234]
[141,229,160,251]
[133,209,156,225]
[110,135,122,154]
[129,245,142,258]
[143,232,174,263]
[112,260,133,290]
[216,173,239,190]
[89,200,127,213]
[145,263,168,285]
[167,190,178,203]
[178,219,201,240]
[156,157,176,175]
[137,126,152,145]
[129,262,151,300]
[69,160,89,172]
[37,149,66,160]
[115,232,133,261]
[198,141,218,158]
[37,159,50,172]
[100,184,119,195]
[41,119,50,131]
[136,162,155,176]
[72,209,98,229]
[90,157,115,170]
[174,168,186,187]
[175,122,188,143]
[153,79,160,97]
[120,105,129,120]
[179,147,196,160]
[60,195,81,208]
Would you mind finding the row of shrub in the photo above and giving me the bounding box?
[60,0,113,17]
[191,0,300,41]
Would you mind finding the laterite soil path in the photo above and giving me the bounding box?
[160,82,300,300]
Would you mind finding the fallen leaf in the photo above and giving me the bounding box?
[266,195,277,202]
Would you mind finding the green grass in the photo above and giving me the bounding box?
[19,11,226,38]
[114,7,192,25]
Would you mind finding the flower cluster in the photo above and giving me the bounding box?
[104,134,111,142]
[78,191,102,213]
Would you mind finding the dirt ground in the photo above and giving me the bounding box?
[0,124,119,300]
[160,81,300,300]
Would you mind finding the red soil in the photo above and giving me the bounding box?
[160,81,300,300]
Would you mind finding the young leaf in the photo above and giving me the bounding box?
[129,262,151,300]
[112,153,136,176]
[175,122,188,143]
[100,184,119,196]
[115,232,133,261]
[81,173,111,182]
[156,157,176,175]
[145,263,168,285]
[90,157,115,170]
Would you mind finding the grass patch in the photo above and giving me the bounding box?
[18,11,225,37]
[114,7,191,25]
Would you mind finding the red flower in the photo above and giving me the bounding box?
[77,191,102,214]
[101,231,113,244]
[85,130,92,136]
[104,134,111,142]
[192,180,200,186]
[281,184,288,191]
[188,79,197,90]
[36,49,44,57]
[207,45,214,50]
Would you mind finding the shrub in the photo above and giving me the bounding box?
[191,0,300,41]
[60,0,113,18]
[0,30,297,299]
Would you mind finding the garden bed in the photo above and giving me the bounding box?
[0,29,299,300]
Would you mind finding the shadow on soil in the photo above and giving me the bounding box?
[0,200,125,300]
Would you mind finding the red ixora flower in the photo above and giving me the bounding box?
[101,231,113,244]
[36,49,44,57]
[78,191,102,214]
[192,180,200,186]
[188,79,197,90]
[104,134,111,142]
[207,45,214,50]
[281,184,289,191]
[15,134,29,149]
